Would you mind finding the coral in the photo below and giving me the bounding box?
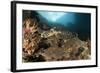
[22,18,41,56]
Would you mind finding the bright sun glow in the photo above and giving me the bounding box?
[38,11,66,22]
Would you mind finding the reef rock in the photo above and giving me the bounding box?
[37,28,90,61]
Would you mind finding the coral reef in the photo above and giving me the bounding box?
[22,18,91,62]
